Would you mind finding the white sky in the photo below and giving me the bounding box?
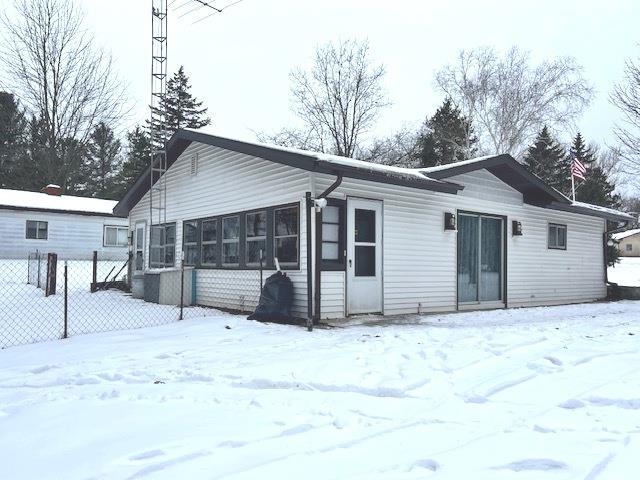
[2,0,640,153]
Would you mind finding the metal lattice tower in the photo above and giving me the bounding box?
[150,0,168,229]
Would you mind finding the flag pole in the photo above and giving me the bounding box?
[571,173,575,202]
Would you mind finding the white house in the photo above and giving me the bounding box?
[0,185,128,260]
[613,228,640,257]
[113,129,633,321]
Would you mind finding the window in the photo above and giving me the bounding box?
[222,216,240,265]
[135,224,145,271]
[246,211,267,265]
[183,220,199,265]
[201,219,218,266]
[150,223,176,268]
[26,220,48,240]
[548,223,567,250]
[104,226,128,247]
[274,206,299,265]
[626,243,633,252]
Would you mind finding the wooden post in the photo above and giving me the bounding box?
[91,250,98,292]
[45,253,57,297]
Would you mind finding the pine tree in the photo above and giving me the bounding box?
[414,98,477,167]
[150,66,211,141]
[112,126,151,199]
[81,123,122,198]
[0,92,27,187]
[570,133,620,208]
[522,126,567,192]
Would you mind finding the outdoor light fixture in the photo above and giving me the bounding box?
[444,212,456,231]
[313,198,327,212]
[512,220,523,236]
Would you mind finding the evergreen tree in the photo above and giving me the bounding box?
[570,133,620,208]
[82,123,122,198]
[522,126,567,192]
[150,66,211,141]
[112,126,151,199]
[0,92,27,187]
[415,99,477,167]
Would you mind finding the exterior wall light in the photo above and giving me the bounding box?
[444,212,456,231]
[512,220,523,236]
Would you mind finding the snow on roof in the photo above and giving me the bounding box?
[0,188,117,215]
[418,155,498,174]
[183,127,439,183]
[612,228,640,241]
[572,201,635,221]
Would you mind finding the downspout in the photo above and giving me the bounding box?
[305,192,313,330]
[313,173,343,324]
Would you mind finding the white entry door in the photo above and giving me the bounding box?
[347,198,383,315]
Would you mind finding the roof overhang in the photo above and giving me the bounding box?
[546,202,634,223]
[424,154,570,206]
[114,129,463,216]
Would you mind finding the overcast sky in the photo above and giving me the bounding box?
[3,0,640,153]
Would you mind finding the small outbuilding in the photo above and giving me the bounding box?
[613,228,640,257]
[0,185,128,260]
[114,129,633,321]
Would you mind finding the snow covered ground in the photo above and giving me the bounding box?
[608,257,640,286]
[1,301,639,479]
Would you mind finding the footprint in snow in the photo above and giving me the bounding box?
[129,449,166,461]
[410,459,439,472]
[29,365,59,374]
[494,458,567,472]
[559,399,585,409]
[543,356,563,366]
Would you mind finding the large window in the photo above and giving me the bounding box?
[246,211,267,265]
[26,220,48,240]
[150,223,176,268]
[183,220,199,265]
[222,216,240,265]
[274,206,299,266]
[178,203,300,270]
[104,226,128,247]
[201,219,218,266]
[548,223,567,250]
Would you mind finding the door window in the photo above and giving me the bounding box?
[354,208,377,277]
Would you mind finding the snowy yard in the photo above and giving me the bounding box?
[1,302,639,479]
[608,257,640,286]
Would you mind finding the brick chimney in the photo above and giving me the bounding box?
[41,184,62,196]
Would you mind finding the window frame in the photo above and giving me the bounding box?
[245,209,268,267]
[200,217,220,267]
[149,222,176,268]
[222,215,241,266]
[182,220,200,266]
[25,220,48,240]
[625,243,633,252]
[321,198,346,271]
[134,223,146,272]
[548,223,567,250]
[274,204,300,268]
[103,225,129,247]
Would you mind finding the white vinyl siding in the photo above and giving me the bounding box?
[128,142,310,317]
[0,209,128,260]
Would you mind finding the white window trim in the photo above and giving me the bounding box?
[103,225,129,247]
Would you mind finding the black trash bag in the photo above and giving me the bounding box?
[248,271,294,322]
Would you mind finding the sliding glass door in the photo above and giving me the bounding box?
[457,213,504,305]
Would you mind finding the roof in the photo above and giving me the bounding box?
[613,228,640,241]
[113,129,633,224]
[0,188,120,217]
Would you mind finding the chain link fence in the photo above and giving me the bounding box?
[1,252,217,349]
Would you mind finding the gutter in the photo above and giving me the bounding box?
[313,174,343,325]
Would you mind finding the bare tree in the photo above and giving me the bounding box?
[611,55,640,181]
[1,0,127,187]
[267,39,389,158]
[435,47,593,158]
[363,129,420,167]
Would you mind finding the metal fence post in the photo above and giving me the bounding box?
[63,261,68,339]
[179,257,185,321]
[37,250,41,288]
[27,253,30,284]
[91,250,98,292]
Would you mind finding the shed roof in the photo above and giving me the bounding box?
[113,129,633,224]
[613,228,640,241]
[0,188,120,217]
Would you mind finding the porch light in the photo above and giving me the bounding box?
[444,212,456,231]
[512,220,523,236]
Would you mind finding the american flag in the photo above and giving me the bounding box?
[570,153,587,181]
